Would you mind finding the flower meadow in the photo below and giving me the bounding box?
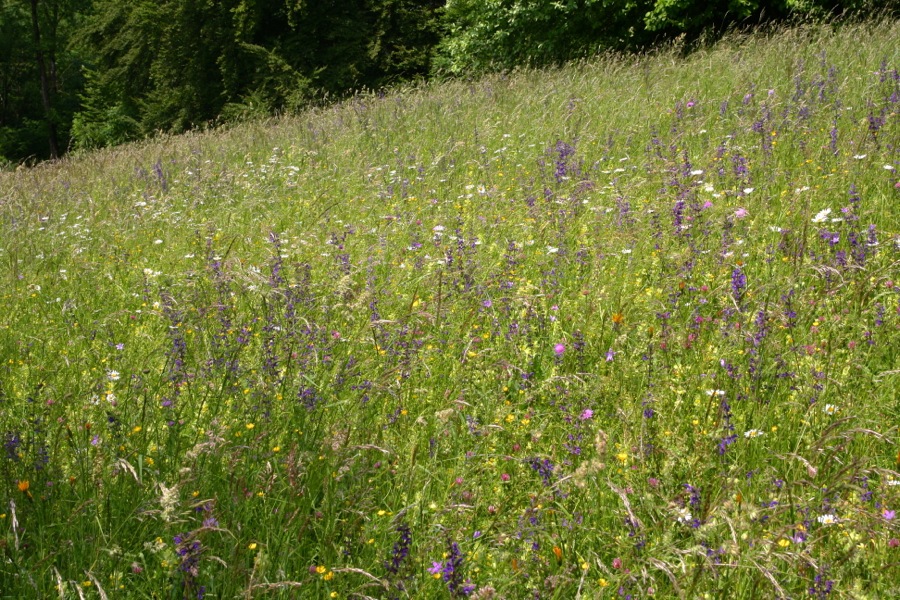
[2,20,900,600]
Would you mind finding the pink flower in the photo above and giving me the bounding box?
[500,473,510,482]
[580,409,593,420]
[612,558,622,569]
[554,343,565,356]
[884,509,896,521]
[734,207,749,219]
[889,538,899,548]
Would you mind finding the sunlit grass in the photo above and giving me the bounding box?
[1,18,899,599]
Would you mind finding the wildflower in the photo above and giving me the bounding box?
[579,409,593,420]
[430,540,474,597]
[612,557,622,569]
[744,429,764,439]
[605,348,615,362]
[554,343,565,356]
[731,267,746,299]
[17,480,29,493]
[812,208,832,223]
[107,370,121,381]
[816,514,838,525]
[883,509,896,521]
[889,538,900,548]
[385,523,412,575]
[823,404,839,415]
[734,207,749,219]
[547,246,559,254]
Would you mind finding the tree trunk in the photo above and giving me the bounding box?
[29,0,59,159]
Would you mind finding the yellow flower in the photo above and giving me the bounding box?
[315,566,326,574]
[248,543,257,550]
[323,571,334,581]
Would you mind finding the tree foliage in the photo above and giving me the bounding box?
[1,0,897,162]
[435,0,899,75]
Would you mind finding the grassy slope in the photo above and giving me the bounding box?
[1,19,900,599]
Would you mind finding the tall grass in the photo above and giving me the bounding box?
[1,19,899,599]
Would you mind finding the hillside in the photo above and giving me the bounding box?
[1,20,899,598]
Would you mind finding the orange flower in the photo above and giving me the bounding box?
[552,546,563,562]
[611,312,625,325]
[17,480,30,493]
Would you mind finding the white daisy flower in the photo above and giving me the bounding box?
[811,208,832,224]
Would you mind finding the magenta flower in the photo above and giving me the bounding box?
[579,409,593,420]
[554,343,565,356]
[883,509,896,521]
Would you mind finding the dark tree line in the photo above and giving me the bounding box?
[0,0,894,164]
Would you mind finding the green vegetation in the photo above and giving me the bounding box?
[2,0,897,163]
[1,18,899,599]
